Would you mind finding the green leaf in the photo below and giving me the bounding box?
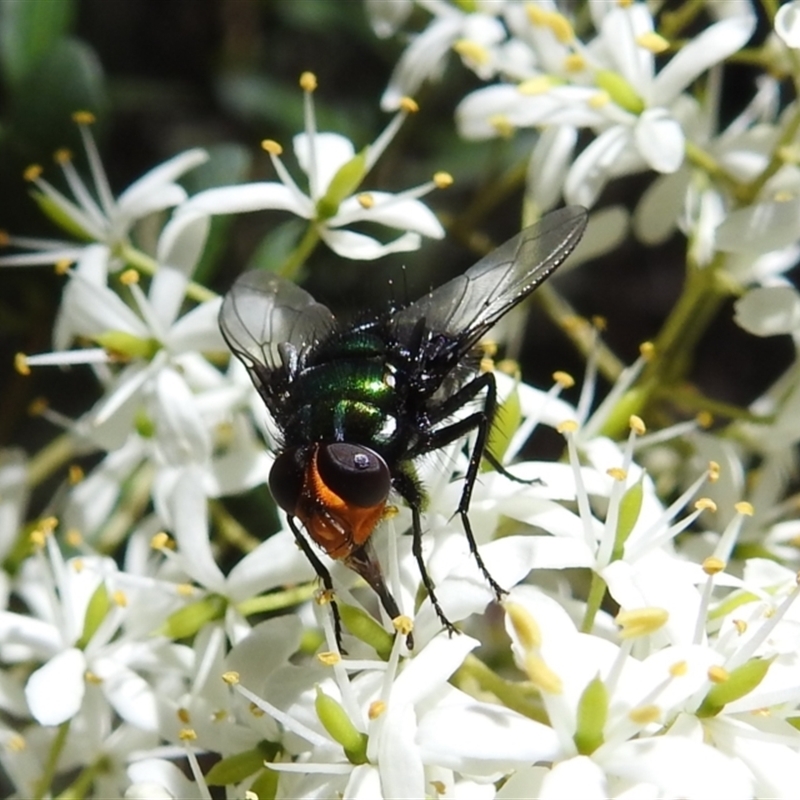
[573,675,608,754]
[0,0,76,88]
[9,38,107,157]
[316,148,368,220]
[697,658,773,717]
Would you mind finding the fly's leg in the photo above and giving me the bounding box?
[413,371,506,599]
[392,470,457,637]
[287,515,345,651]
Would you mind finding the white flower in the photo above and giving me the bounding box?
[178,73,445,261]
[0,112,207,271]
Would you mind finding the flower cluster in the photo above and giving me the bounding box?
[1,1,800,798]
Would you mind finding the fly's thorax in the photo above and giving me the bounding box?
[269,442,391,560]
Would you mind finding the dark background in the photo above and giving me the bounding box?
[0,0,791,455]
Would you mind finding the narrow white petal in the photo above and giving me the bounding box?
[776,1,800,48]
[320,228,421,260]
[601,5,654,99]
[151,369,211,467]
[635,109,685,173]
[116,148,209,215]
[527,126,577,212]
[378,702,426,799]
[654,14,756,105]
[540,757,608,800]
[93,657,161,730]
[166,297,224,353]
[565,126,632,208]
[150,214,210,327]
[178,182,312,218]
[333,193,444,238]
[26,648,86,725]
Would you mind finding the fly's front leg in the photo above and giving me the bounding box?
[414,371,506,599]
[392,470,457,636]
[287,515,345,651]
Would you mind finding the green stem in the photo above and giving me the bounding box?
[26,433,74,488]
[33,720,71,800]
[119,243,217,303]
[210,500,262,553]
[277,223,321,281]
[96,462,154,552]
[55,757,108,800]
[581,570,607,634]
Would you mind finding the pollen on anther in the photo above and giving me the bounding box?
[316,588,335,606]
[176,583,195,597]
[708,665,729,683]
[563,53,586,72]
[221,671,240,685]
[553,370,575,388]
[393,614,414,636]
[434,171,453,188]
[607,467,627,481]
[591,315,607,332]
[489,114,515,138]
[150,531,172,551]
[557,419,579,434]
[518,76,552,95]
[72,110,96,125]
[300,71,318,92]
[696,411,713,429]
[119,269,139,286]
[7,734,26,753]
[357,193,374,209]
[733,619,747,635]
[702,556,726,576]
[14,353,31,376]
[707,461,720,482]
[695,497,717,513]
[629,415,646,435]
[65,528,83,547]
[639,341,655,360]
[112,589,128,607]
[628,704,661,724]
[318,651,341,666]
[669,660,688,677]
[588,90,611,109]
[368,700,386,720]
[261,139,283,156]
[55,259,73,275]
[54,148,73,164]
[399,96,419,113]
[23,164,43,182]
[177,707,191,724]
[28,397,48,416]
[735,501,754,517]
[68,464,84,485]
[178,727,197,742]
[636,32,669,53]
[453,38,490,65]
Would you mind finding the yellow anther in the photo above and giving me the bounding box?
[629,415,646,435]
[28,397,48,415]
[261,139,283,156]
[708,665,729,684]
[119,269,139,285]
[669,660,688,677]
[607,467,627,481]
[628,704,661,724]
[639,341,655,359]
[433,171,453,188]
[177,707,191,723]
[707,461,720,483]
[299,71,318,92]
[518,76,552,95]
[112,590,128,607]
[357,193,374,209]
[615,607,669,638]
[553,370,575,388]
[694,497,717,512]
[68,464,84,485]
[453,39,491,65]
[317,651,341,666]
[563,53,586,72]
[696,410,713,429]
[72,558,84,573]
[85,670,103,685]
[588,91,611,109]
[178,727,197,741]
[23,164,43,182]
[399,96,419,113]
[54,148,72,164]
[221,671,240,685]
[176,583,195,597]
[393,614,414,636]
[150,531,172,550]
[14,353,31,376]
[65,528,83,547]
[72,110,96,125]
[368,700,386,719]
[702,556,726,576]
[636,32,669,54]
[735,501,754,517]
[7,734,26,753]
[733,619,747,635]
[55,259,73,275]
[556,419,579,434]
[488,114,515,138]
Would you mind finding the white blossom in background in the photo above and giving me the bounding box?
[0,112,207,272]
[178,72,446,260]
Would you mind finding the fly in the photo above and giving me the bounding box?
[219,205,588,648]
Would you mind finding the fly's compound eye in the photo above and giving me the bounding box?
[269,447,308,513]
[317,443,390,508]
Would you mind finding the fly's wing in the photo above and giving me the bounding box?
[390,206,587,356]
[219,270,335,401]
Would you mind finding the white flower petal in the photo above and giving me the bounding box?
[527,125,577,212]
[715,198,800,255]
[178,182,313,219]
[93,657,161,730]
[149,214,210,327]
[601,5,654,100]
[26,647,86,725]
[776,1,800,48]
[116,148,208,219]
[378,702,426,799]
[540,756,608,800]
[654,14,756,105]
[293,132,355,194]
[565,126,632,208]
[635,109,685,173]
[633,171,688,245]
[333,193,444,238]
[734,286,800,336]
[320,228,421,260]
[166,296,224,353]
